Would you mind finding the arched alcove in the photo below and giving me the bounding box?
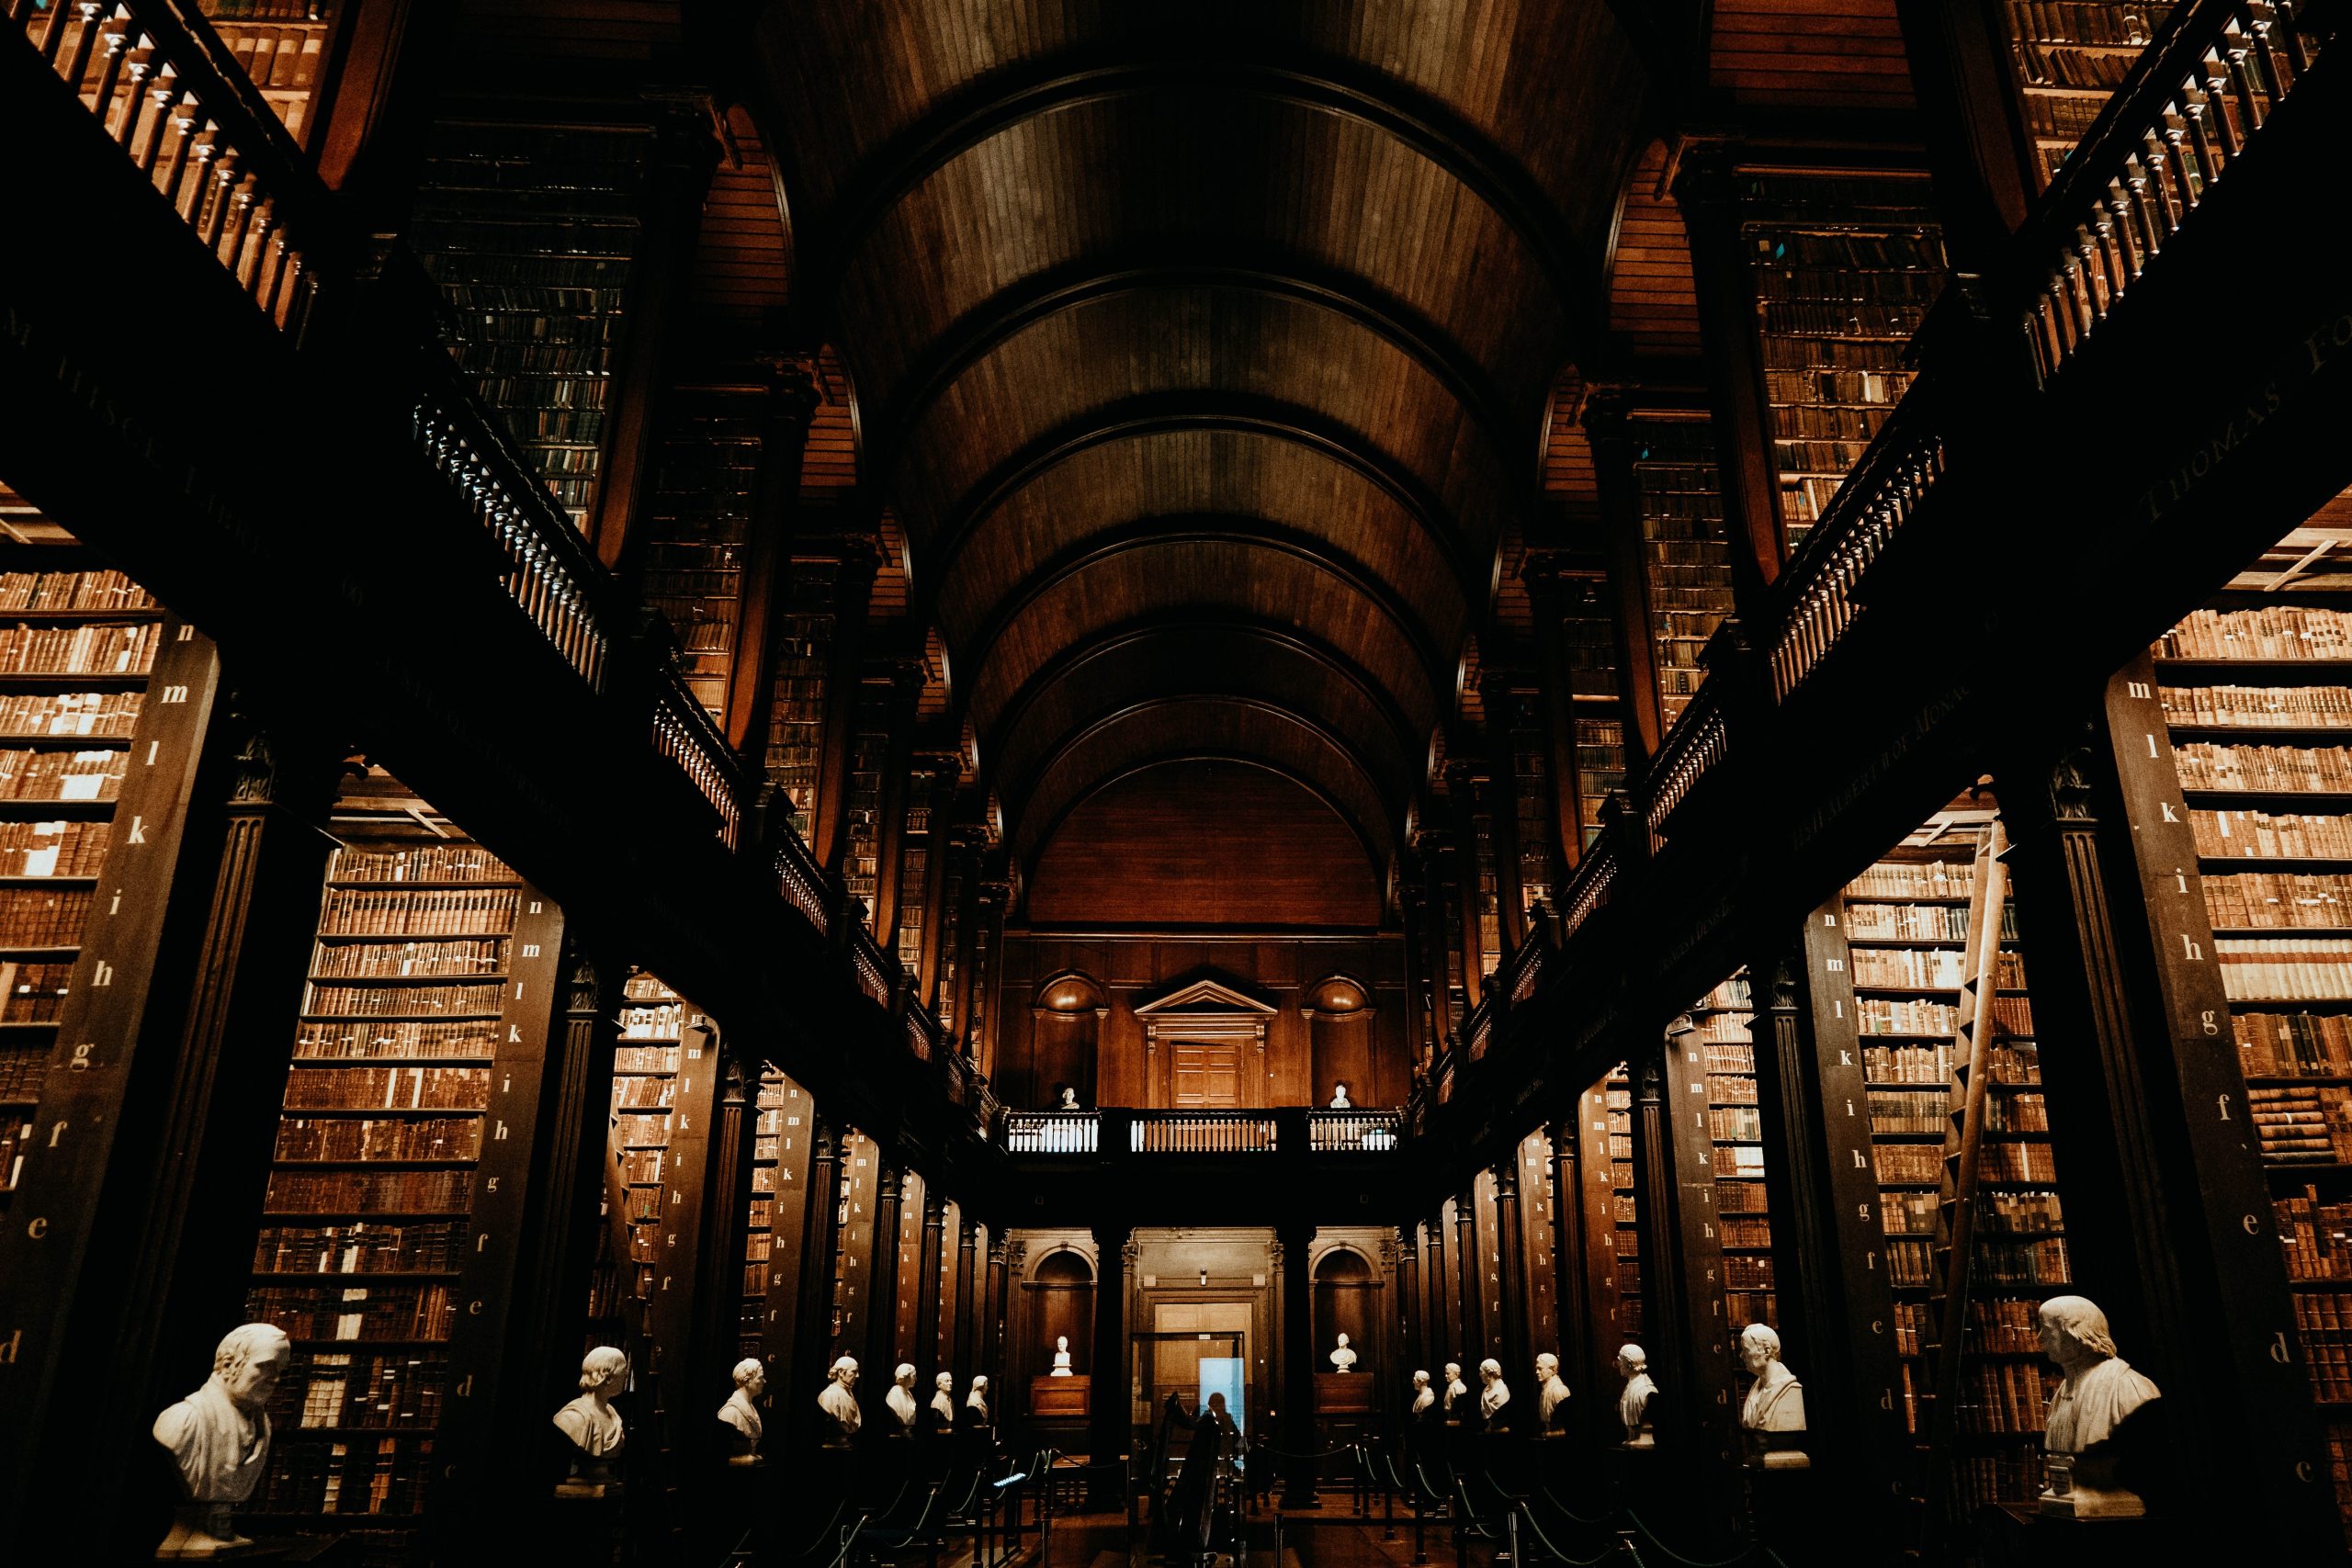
[1031,971,1106,1107]
[1312,1247,1377,1376]
[1029,1247,1096,1378]
[1303,974,1379,1107]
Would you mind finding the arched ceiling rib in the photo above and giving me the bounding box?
[742,4,1655,886]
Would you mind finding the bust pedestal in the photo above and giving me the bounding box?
[154,1504,259,1560]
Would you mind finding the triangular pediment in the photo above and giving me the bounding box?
[1132,977,1276,1017]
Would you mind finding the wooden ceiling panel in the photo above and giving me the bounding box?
[685,106,792,335]
[1708,1,1917,110]
[929,428,1465,676]
[989,624,1421,818]
[1606,141,1702,359]
[1012,699,1398,874]
[967,541,1440,742]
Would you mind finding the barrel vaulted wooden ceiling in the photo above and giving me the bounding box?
[737,4,1663,891]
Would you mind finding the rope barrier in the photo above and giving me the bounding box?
[1621,1511,1771,1568]
[1510,1503,1623,1568]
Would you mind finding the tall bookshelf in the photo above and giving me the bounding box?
[1693,976,1776,1344]
[195,0,342,144]
[0,536,163,1205]
[745,1067,786,1359]
[641,388,759,722]
[243,787,564,1542]
[1740,170,1945,553]
[1996,2,2178,190]
[1630,415,1732,729]
[1606,1065,1643,1339]
[2154,585,2352,1545]
[1555,572,1626,852]
[1841,826,2072,1518]
[409,123,651,532]
[766,557,839,838]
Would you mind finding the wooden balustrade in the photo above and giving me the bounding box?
[775,830,831,935]
[845,923,893,1008]
[13,0,323,335]
[650,682,741,848]
[1642,690,1731,852]
[1307,1111,1400,1151]
[1003,1111,1098,1155]
[1129,1111,1278,1154]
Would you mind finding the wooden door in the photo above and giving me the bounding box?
[1170,1042,1243,1107]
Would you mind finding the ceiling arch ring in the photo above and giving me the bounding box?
[921,393,1483,613]
[955,515,1456,714]
[1006,694,1407,841]
[867,259,1527,483]
[984,615,1427,789]
[1017,749,1392,886]
[812,52,1589,322]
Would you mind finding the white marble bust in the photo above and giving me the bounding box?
[1057,1087,1080,1111]
[1477,1358,1510,1422]
[886,1362,919,1431]
[153,1322,290,1558]
[1409,1369,1434,1416]
[1615,1344,1656,1448]
[820,1356,863,1442]
[1329,1332,1357,1371]
[966,1375,990,1423]
[930,1371,956,1427]
[552,1346,629,1497]
[1738,1325,1808,1469]
[718,1358,765,1466]
[1442,1361,1466,1414]
[1535,1352,1570,1428]
[1051,1335,1074,1375]
[1329,1082,1352,1109]
[2038,1295,2161,1518]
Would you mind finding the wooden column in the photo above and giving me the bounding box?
[1397,874,1433,1069]
[1631,1030,1738,1515]
[756,1074,819,1400]
[1443,762,1487,1010]
[589,103,720,576]
[1521,554,1593,880]
[1583,389,1665,772]
[981,1234,1011,1379]
[913,756,961,1006]
[1277,1218,1318,1506]
[1891,0,2034,269]
[953,1216,979,1381]
[790,1115,845,1447]
[1546,1113,1593,1408]
[1453,1185,1486,1360]
[1397,1224,1424,1386]
[1478,669,1529,953]
[640,1010,725,1478]
[1756,922,1909,1518]
[1493,1158,1531,1386]
[914,1186,947,1376]
[866,659,925,955]
[1669,141,1785,626]
[1571,1081,1623,1414]
[864,1157,907,1381]
[728,357,822,773]
[1087,1224,1134,1500]
[945,833,984,1045]
[811,539,881,877]
[1998,672,2338,1557]
[690,1054,759,1436]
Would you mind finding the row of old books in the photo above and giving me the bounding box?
[1704,1070,1758,1103]
[2163,606,2352,661]
[253,1220,468,1276]
[311,939,506,979]
[2193,809,2352,861]
[0,961,69,1021]
[2278,1187,2352,1280]
[2164,684,2352,727]
[326,843,515,885]
[1870,1089,1948,1134]
[2203,873,2352,928]
[0,748,125,802]
[1859,997,1963,1034]
[0,888,92,946]
[1852,946,1968,987]
[0,622,157,675]
[0,818,107,876]
[1984,1091,2052,1134]
[316,887,521,934]
[290,1021,496,1062]
[1959,1360,2057,1433]
[2249,1085,2352,1161]
[264,1168,472,1213]
[0,689,141,737]
[0,570,154,612]
[1848,861,1976,898]
[254,1433,435,1517]
[2217,938,2352,1001]
[2293,1293,2352,1400]
[274,1117,481,1162]
[301,981,503,1018]
[2240,1012,2352,1077]
[245,1283,454,1343]
[281,1066,490,1111]
[2175,741,2352,793]
[1848,901,1972,941]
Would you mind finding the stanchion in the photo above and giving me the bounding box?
[1502,1506,1518,1566]
[1383,1461,1396,1542]
[1411,1469,1429,1566]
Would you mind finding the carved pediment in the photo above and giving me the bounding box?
[1132,978,1276,1018]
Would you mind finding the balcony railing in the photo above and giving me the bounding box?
[1004,1111,1098,1155]
[15,0,323,336]
[1131,1111,1276,1154]
[650,678,741,848]
[1308,1111,1399,1151]
[775,829,831,935]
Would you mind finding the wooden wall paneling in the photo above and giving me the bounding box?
[1606,141,1704,360]
[0,619,219,1536]
[1707,0,1917,109]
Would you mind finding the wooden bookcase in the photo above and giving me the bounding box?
[1693,976,1777,1352]
[639,388,759,722]
[1630,415,1731,731]
[1835,821,2074,1519]
[1995,1,2179,191]
[242,787,567,1540]
[1737,169,1943,553]
[1604,1065,1642,1340]
[2153,589,2352,1545]
[193,0,344,145]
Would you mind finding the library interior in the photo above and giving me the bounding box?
[1,1,2346,1564]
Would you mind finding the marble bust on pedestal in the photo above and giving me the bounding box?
[1050,1335,1074,1375]
[929,1372,956,1431]
[1738,1325,1808,1469]
[819,1356,862,1445]
[718,1358,765,1466]
[1615,1344,1656,1448]
[1408,1370,1435,1419]
[153,1322,291,1558]
[553,1346,629,1497]
[1057,1087,1080,1111]
[1329,1082,1352,1109]
[1535,1352,1571,1432]
[1441,1361,1467,1416]
[886,1363,919,1433]
[965,1375,990,1426]
[1329,1333,1357,1372]
[2037,1295,2160,1518]
[1477,1358,1510,1426]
